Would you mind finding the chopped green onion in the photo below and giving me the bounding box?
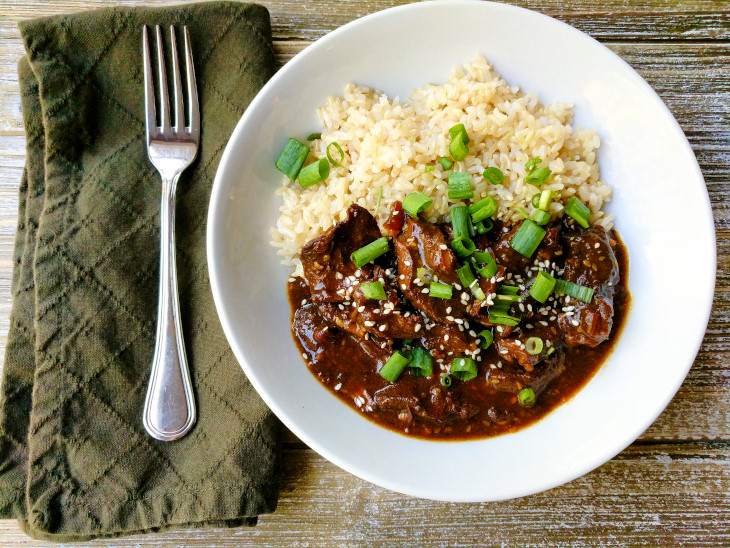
[306,132,321,141]
[449,130,469,162]
[525,167,552,186]
[531,193,541,208]
[469,196,497,224]
[525,157,542,171]
[425,165,435,172]
[532,209,551,225]
[478,330,494,349]
[529,271,556,303]
[525,337,544,355]
[440,374,452,387]
[555,279,594,303]
[488,286,521,325]
[326,142,344,166]
[483,166,504,185]
[539,189,555,211]
[439,157,454,170]
[402,191,433,218]
[448,123,470,144]
[361,281,387,300]
[457,264,486,300]
[451,237,476,258]
[488,313,520,326]
[379,351,411,382]
[448,172,473,200]
[275,138,309,181]
[499,285,520,296]
[476,219,494,234]
[518,387,536,408]
[410,347,433,377]
[375,188,383,214]
[450,205,471,240]
[450,357,478,381]
[352,237,389,268]
[429,282,453,299]
[298,158,330,188]
[546,346,556,357]
[515,206,530,220]
[472,252,498,279]
[565,196,591,228]
[510,220,546,258]
[417,267,434,284]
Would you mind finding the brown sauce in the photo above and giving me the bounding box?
[288,222,630,440]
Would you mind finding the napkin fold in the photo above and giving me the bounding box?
[0,2,281,541]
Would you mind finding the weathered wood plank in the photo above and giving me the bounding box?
[0,441,727,546]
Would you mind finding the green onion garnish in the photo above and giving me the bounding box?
[488,313,520,326]
[510,220,546,258]
[275,138,309,181]
[379,351,411,382]
[469,196,497,224]
[525,337,544,355]
[402,191,433,217]
[529,271,556,303]
[525,167,552,186]
[451,237,476,258]
[352,237,389,268]
[439,157,454,170]
[457,263,486,301]
[450,204,471,240]
[472,251,498,279]
[518,387,536,408]
[539,189,555,211]
[306,132,321,141]
[525,157,542,171]
[409,347,433,377]
[476,219,494,234]
[375,187,383,214]
[440,374,452,387]
[298,158,330,188]
[515,206,530,220]
[483,166,504,185]
[488,286,521,325]
[448,172,473,200]
[361,281,387,300]
[429,282,453,299]
[417,267,433,284]
[425,165,435,172]
[478,329,494,349]
[555,279,594,303]
[326,142,344,166]
[565,196,591,228]
[448,123,471,144]
[532,209,551,225]
[499,285,520,296]
[531,194,541,208]
[449,129,469,162]
[450,357,478,381]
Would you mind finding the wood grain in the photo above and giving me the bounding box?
[0,0,728,545]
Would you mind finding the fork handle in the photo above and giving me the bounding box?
[143,174,196,441]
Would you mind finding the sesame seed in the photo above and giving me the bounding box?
[404,260,411,267]
[404,311,411,317]
[444,334,450,341]
[289,277,297,283]
[440,244,448,250]
[336,272,344,280]
[301,299,307,306]
[490,364,497,369]
[381,342,387,348]
[401,284,407,290]
[572,319,580,326]
[595,242,601,249]
[469,330,476,337]
[354,269,361,277]
[357,306,365,312]
[302,353,307,359]
[399,274,406,280]
[378,324,386,332]
[526,323,534,329]
[461,292,469,300]
[446,307,452,313]
[540,321,548,326]
[415,324,422,332]
[550,316,556,321]
[446,315,455,322]
[334,383,342,391]
[454,284,462,291]
[338,304,345,310]
[422,288,430,294]
[364,320,375,327]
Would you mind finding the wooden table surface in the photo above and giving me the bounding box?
[1,0,728,545]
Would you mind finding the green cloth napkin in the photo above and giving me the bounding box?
[0,2,281,541]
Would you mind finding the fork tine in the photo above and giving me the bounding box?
[169,26,185,132]
[183,27,200,139]
[155,25,171,131]
[142,26,157,138]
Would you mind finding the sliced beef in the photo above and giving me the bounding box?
[487,350,566,397]
[372,382,478,423]
[558,226,620,347]
[394,216,468,322]
[300,204,383,303]
[537,226,562,261]
[421,322,478,362]
[493,324,561,372]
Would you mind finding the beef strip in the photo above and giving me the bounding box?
[487,350,566,397]
[372,382,478,423]
[421,322,478,362]
[557,226,620,347]
[394,215,469,322]
[494,323,562,372]
[300,204,383,303]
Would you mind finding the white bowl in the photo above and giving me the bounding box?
[207,0,715,502]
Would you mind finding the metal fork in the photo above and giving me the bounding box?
[142,25,199,441]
